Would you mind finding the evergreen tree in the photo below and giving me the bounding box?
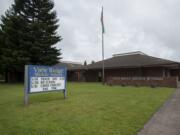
[84,60,87,66]
[0,29,3,73]
[0,0,62,82]
[1,9,29,72]
[13,0,62,65]
[91,60,95,64]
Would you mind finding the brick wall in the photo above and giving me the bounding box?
[107,77,178,88]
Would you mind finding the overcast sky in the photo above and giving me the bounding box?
[1,0,180,64]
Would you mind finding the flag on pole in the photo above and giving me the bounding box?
[101,6,105,84]
[101,6,105,33]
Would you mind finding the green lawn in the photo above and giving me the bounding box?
[0,83,174,135]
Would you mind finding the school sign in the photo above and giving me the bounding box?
[24,65,67,105]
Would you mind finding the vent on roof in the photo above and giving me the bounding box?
[113,51,147,57]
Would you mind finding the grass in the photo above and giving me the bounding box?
[0,82,175,135]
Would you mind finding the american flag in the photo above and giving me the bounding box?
[101,6,105,33]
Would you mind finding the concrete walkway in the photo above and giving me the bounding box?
[138,89,180,135]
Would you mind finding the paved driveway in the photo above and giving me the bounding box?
[138,89,180,135]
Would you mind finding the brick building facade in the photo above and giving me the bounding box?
[66,52,180,88]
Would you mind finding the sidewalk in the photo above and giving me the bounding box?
[138,89,180,135]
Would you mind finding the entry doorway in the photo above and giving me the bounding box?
[177,81,180,88]
[98,71,102,82]
[177,75,180,88]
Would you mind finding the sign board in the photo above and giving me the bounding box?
[24,65,67,106]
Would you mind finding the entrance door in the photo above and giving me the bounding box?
[98,71,102,82]
[177,81,180,88]
[177,75,180,88]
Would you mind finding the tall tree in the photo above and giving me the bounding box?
[84,60,87,66]
[13,0,62,65]
[0,29,3,74]
[2,9,28,63]
[0,0,62,82]
[0,9,24,82]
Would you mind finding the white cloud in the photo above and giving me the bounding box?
[1,0,180,64]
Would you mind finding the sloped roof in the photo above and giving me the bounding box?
[86,52,180,69]
[56,61,83,70]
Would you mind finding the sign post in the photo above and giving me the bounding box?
[24,65,29,106]
[24,65,67,106]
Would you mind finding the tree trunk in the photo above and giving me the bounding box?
[4,69,8,83]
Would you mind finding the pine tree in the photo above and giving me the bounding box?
[84,60,87,66]
[0,8,31,82]
[0,29,3,73]
[1,9,29,70]
[0,0,62,82]
[13,0,62,65]
[91,60,95,64]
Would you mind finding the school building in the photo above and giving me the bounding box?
[59,51,180,88]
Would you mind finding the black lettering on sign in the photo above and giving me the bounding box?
[43,87,48,91]
[56,83,61,86]
[53,77,57,80]
[41,84,49,87]
[51,87,57,90]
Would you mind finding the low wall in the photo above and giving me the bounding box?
[107,77,178,88]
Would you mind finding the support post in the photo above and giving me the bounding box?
[101,6,105,84]
[102,20,105,84]
[64,67,67,99]
[24,65,29,106]
[63,89,66,99]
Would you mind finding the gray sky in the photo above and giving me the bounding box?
[1,0,180,64]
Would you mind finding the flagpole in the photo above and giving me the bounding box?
[102,25,105,84]
[101,6,105,84]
